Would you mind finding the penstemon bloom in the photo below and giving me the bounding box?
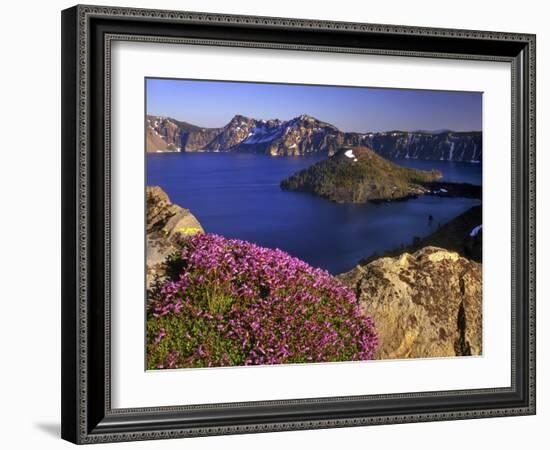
[147,233,378,369]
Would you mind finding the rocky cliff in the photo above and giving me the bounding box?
[146,114,482,161]
[338,246,482,359]
[146,186,204,286]
[362,131,482,162]
[280,146,442,203]
[146,116,220,152]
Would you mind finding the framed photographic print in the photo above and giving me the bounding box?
[61,4,536,444]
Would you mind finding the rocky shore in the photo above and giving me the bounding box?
[360,205,482,264]
[424,181,482,199]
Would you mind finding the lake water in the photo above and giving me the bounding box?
[147,153,481,274]
[389,158,482,185]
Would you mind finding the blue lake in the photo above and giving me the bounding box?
[147,153,481,274]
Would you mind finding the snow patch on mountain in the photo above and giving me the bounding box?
[242,125,284,144]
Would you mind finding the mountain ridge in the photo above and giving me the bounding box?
[146,114,482,162]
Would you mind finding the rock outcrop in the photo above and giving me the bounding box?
[338,246,482,359]
[146,186,204,286]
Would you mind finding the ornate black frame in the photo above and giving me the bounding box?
[61,4,536,444]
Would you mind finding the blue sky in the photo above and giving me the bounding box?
[146,78,482,133]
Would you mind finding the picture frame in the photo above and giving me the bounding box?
[61,4,536,444]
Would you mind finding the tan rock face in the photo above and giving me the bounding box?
[338,246,482,359]
[146,126,169,152]
[181,128,222,152]
[146,186,204,286]
[146,117,182,152]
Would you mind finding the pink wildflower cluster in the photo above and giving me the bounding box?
[147,233,378,369]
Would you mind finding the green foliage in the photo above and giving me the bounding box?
[147,308,246,369]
